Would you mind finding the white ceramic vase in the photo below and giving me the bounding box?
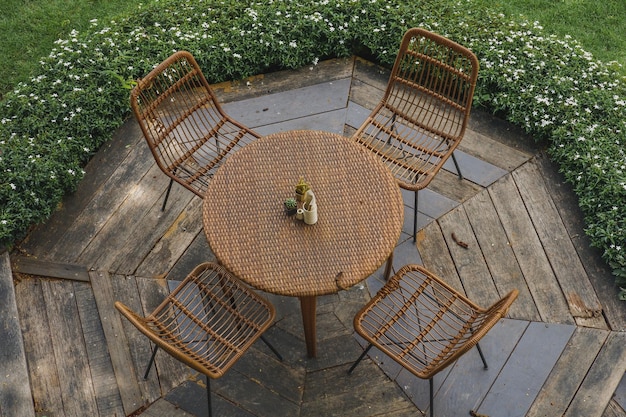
[303,190,318,225]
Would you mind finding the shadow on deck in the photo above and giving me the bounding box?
[2,57,625,417]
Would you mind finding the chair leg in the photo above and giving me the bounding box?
[451,152,463,180]
[413,191,419,242]
[161,178,174,211]
[260,335,283,361]
[348,344,373,374]
[476,342,488,369]
[215,282,283,362]
[206,375,213,417]
[143,344,159,379]
[429,377,434,417]
[383,251,394,281]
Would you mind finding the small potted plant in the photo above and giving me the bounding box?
[295,177,310,202]
[284,197,297,215]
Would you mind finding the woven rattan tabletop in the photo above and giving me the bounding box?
[202,130,404,298]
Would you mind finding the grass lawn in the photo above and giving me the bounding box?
[492,0,626,71]
[0,0,141,96]
[1,0,624,96]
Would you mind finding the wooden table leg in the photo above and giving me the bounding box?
[384,251,394,281]
[299,296,317,358]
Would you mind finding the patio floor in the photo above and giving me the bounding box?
[2,56,626,417]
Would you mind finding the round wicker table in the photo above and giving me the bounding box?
[202,130,404,357]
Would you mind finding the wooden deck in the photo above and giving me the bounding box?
[2,56,626,417]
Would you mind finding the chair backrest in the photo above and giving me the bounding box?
[353,28,479,189]
[355,264,517,379]
[115,262,275,378]
[130,51,259,196]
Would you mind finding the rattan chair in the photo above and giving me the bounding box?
[130,51,260,210]
[349,264,517,417]
[351,28,479,241]
[115,262,281,417]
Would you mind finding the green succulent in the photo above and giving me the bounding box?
[284,197,297,210]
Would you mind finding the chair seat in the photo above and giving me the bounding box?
[353,264,518,379]
[130,51,260,209]
[115,262,276,379]
[350,28,479,240]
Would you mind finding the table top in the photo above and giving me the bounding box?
[202,130,404,297]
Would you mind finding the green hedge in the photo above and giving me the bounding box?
[1,0,625,297]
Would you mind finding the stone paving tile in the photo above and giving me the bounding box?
[223,78,351,129]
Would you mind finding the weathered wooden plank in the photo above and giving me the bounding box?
[564,331,626,417]
[14,277,63,416]
[513,161,607,329]
[18,121,145,258]
[603,399,626,417]
[396,359,450,414]
[212,366,302,417]
[348,78,385,114]
[73,280,125,417]
[614,374,626,414]
[212,56,355,104]
[352,56,389,92]
[301,361,414,417]
[488,173,574,324]
[105,177,197,276]
[165,377,266,417]
[458,129,532,173]
[78,162,191,270]
[477,322,576,417]
[137,398,196,417]
[533,154,626,331]
[109,273,161,405]
[463,190,541,321]
[427,168,485,204]
[166,232,215,282]
[11,255,89,282]
[378,406,427,417]
[136,277,189,394]
[438,205,500,307]
[90,270,145,415]
[41,279,99,417]
[526,326,609,417]
[434,318,529,416]
[229,345,304,405]
[48,139,157,264]
[467,108,538,156]
[415,221,465,294]
[133,199,205,278]
[0,253,35,417]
